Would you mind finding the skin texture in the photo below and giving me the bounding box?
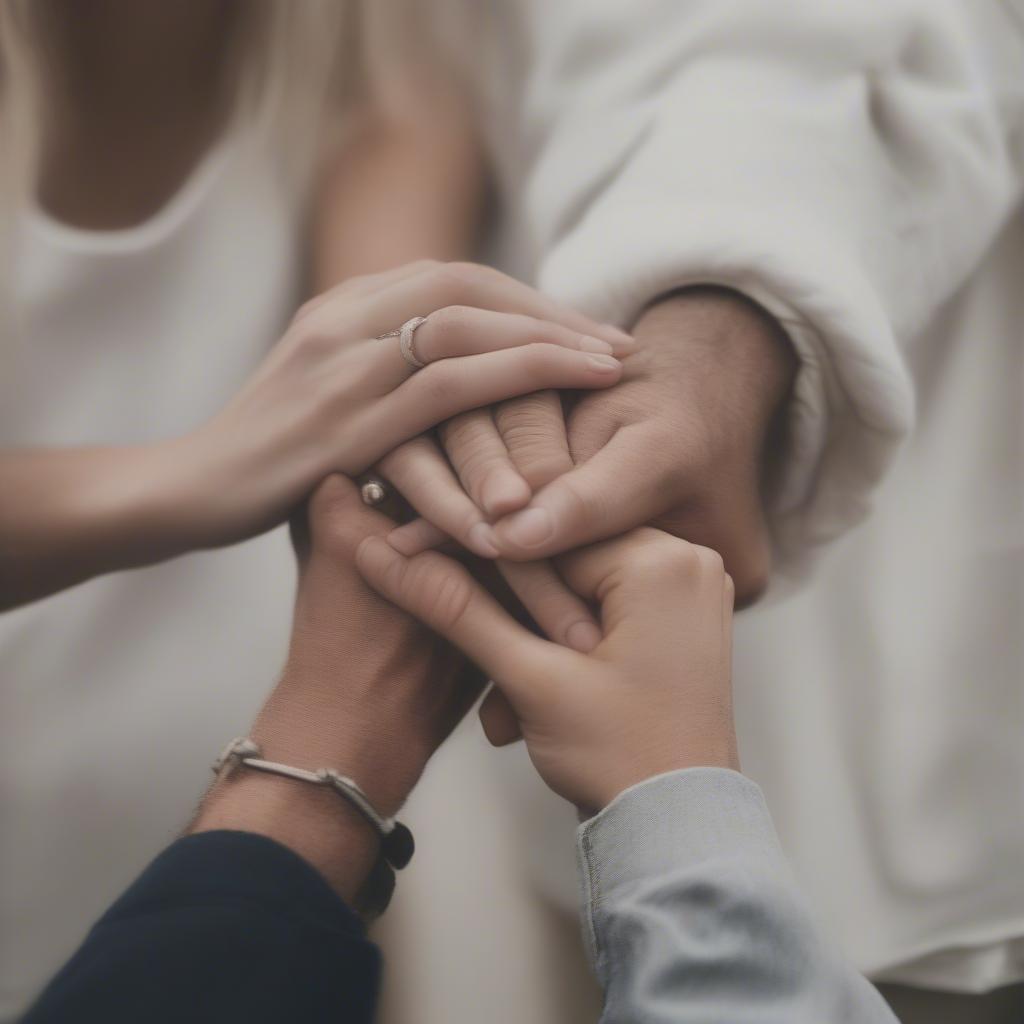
[357,524,738,816]
[0,261,629,609]
[388,286,797,628]
[191,476,482,904]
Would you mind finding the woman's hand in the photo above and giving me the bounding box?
[0,261,627,608]
[356,525,738,815]
[193,475,483,902]
[174,261,628,547]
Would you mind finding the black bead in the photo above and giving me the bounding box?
[383,822,415,869]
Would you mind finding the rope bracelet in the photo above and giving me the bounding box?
[211,737,415,916]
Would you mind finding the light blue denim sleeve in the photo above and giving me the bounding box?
[576,768,898,1023]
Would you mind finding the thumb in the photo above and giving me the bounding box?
[490,426,668,560]
[355,537,562,702]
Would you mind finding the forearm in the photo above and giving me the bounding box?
[580,770,897,1023]
[0,439,202,609]
[193,540,470,902]
[311,103,485,291]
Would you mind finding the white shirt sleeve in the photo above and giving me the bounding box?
[522,0,1024,568]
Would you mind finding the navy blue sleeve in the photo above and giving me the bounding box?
[23,831,381,1024]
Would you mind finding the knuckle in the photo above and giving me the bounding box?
[418,558,474,632]
[289,320,336,357]
[380,545,413,595]
[429,261,486,299]
[438,412,481,450]
[693,543,726,577]
[515,449,571,490]
[628,533,702,581]
[293,296,324,323]
[500,415,564,451]
[502,435,571,488]
[307,477,363,557]
[444,441,503,487]
[292,282,345,323]
[556,474,602,535]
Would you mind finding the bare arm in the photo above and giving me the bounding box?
[0,442,201,610]
[311,85,485,291]
[0,265,628,610]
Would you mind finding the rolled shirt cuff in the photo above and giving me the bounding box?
[576,767,789,968]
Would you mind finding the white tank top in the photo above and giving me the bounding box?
[0,142,302,1016]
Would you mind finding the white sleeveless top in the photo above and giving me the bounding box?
[0,143,302,1016]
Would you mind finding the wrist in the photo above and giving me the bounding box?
[248,687,429,819]
[69,440,202,569]
[632,286,797,450]
[604,749,739,810]
[191,769,380,904]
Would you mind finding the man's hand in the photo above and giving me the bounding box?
[193,476,482,902]
[389,286,795,606]
[488,287,796,603]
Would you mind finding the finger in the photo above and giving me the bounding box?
[439,410,531,519]
[478,686,523,746]
[412,307,619,366]
[355,536,565,695]
[490,424,667,560]
[497,559,602,653]
[376,436,501,558]
[555,528,728,638]
[494,390,574,491]
[386,517,450,557]
[352,262,635,350]
[364,345,623,459]
[369,306,624,390]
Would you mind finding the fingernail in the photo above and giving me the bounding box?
[468,522,500,558]
[500,507,554,548]
[481,473,531,517]
[586,354,621,373]
[566,620,602,653]
[578,335,615,354]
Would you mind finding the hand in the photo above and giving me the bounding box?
[193,475,483,902]
[356,526,738,815]
[358,334,633,563]
[388,286,794,608]
[0,262,631,609]
[165,261,628,551]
